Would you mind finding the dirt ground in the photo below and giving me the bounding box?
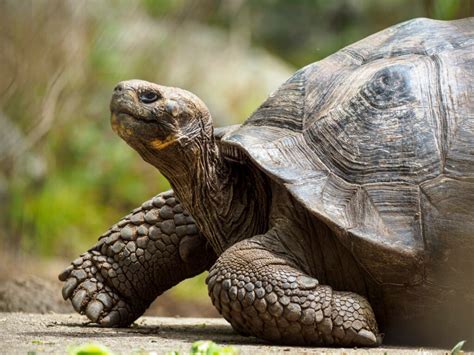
[0,313,458,355]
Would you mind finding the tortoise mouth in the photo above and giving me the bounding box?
[110,111,162,140]
[110,111,180,153]
[115,110,151,122]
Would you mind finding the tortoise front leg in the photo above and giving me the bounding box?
[207,235,380,346]
[59,189,216,326]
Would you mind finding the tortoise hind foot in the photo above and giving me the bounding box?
[330,291,382,346]
[59,250,146,327]
[207,237,381,347]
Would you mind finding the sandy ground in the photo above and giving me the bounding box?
[0,313,459,355]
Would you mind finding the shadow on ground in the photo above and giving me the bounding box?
[0,313,454,355]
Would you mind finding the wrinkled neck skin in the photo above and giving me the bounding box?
[141,133,269,255]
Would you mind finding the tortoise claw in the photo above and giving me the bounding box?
[62,277,77,300]
[355,329,379,346]
[58,265,73,281]
[72,289,87,313]
[100,310,121,327]
[86,300,104,322]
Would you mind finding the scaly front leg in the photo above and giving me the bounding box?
[207,235,380,346]
[59,189,216,327]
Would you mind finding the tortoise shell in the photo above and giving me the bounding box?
[221,18,474,286]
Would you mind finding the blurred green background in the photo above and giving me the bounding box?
[0,0,472,315]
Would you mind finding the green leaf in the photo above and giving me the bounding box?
[68,343,114,355]
[190,340,213,354]
[214,346,239,355]
[451,340,466,355]
[190,340,238,355]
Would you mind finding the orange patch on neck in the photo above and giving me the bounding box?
[150,136,177,150]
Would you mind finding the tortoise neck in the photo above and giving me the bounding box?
[165,138,269,254]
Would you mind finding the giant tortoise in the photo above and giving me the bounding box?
[59,18,474,347]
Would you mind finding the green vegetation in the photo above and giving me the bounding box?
[451,340,466,355]
[169,272,209,301]
[164,340,238,355]
[68,343,113,355]
[63,341,237,355]
[188,340,238,355]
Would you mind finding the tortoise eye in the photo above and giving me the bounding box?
[139,91,160,104]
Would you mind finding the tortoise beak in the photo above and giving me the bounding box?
[110,84,137,117]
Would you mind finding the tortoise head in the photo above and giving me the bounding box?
[110,79,213,167]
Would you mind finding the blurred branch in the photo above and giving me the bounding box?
[0,34,19,104]
[17,68,67,159]
[0,110,24,163]
[0,67,67,168]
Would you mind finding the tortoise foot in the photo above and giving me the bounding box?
[59,251,146,327]
[207,237,381,347]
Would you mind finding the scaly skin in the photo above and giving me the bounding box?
[207,237,380,346]
[59,189,216,326]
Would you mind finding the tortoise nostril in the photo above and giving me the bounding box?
[114,83,124,92]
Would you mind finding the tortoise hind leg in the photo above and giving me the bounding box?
[207,235,381,346]
[59,189,216,326]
